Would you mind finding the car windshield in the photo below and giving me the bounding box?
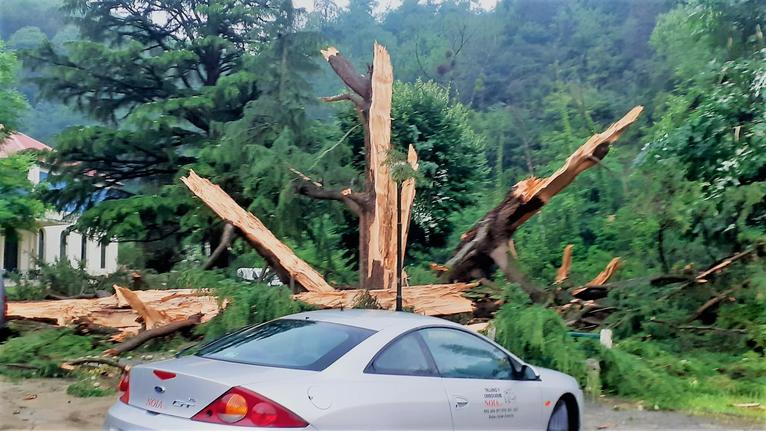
[198,319,375,371]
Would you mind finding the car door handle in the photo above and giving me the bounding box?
[454,397,469,409]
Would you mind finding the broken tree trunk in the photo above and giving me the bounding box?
[444,106,643,302]
[295,43,417,290]
[181,170,334,293]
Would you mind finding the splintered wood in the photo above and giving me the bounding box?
[400,144,419,263]
[445,106,644,293]
[555,244,574,284]
[7,288,220,340]
[295,282,480,316]
[366,42,398,291]
[181,170,334,292]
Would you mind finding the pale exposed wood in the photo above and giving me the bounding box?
[7,289,221,340]
[400,144,419,263]
[181,170,334,293]
[588,257,621,286]
[555,244,574,284]
[295,282,480,316]
[445,106,644,300]
[113,285,169,329]
[694,250,752,283]
[366,42,397,291]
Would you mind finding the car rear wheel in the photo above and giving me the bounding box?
[546,399,570,431]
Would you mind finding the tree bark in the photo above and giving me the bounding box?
[443,106,643,302]
[181,171,335,292]
[202,222,236,270]
[296,43,416,290]
[104,313,203,356]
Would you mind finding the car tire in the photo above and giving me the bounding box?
[546,398,570,431]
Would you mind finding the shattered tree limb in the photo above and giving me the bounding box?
[444,106,643,302]
[181,170,334,293]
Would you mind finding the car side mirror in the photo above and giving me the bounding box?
[519,364,540,381]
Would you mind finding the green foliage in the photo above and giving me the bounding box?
[338,80,487,253]
[9,259,129,298]
[0,329,105,377]
[351,289,382,309]
[179,268,311,340]
[494,302,587,382]
[0,39,29,136]
[599,340,766,418]
[0,153,46,234]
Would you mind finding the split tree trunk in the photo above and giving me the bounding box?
[295,43,417,290]
[444,106,643,302]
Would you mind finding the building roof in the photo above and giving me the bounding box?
[0,132,53,157]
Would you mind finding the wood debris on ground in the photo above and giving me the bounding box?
[7,287,221,340]
[294,282,480,316]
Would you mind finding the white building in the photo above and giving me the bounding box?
[0,133,118,276]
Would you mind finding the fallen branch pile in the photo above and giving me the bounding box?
[7,287,221,341]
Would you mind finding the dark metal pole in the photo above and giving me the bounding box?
[395,181,403,311]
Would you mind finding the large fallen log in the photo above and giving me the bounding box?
[295,282,480,316]
[181,170,334,293]
[444,106,643,302]
[7,288,220,340]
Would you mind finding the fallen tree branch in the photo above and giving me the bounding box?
[649,318,747,334]
[688,288,736,323]
[181,170,335,292]
[321,47,371,102]
[105,313,203,356]
[202,222,237,270]
[62,357,127,372]
[444,107,643,302]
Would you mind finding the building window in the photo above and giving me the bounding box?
[80,235,87,264]
[100,242,107,269]
[3,230,19,272]
[37,229,45,263]
[60,231,68,261]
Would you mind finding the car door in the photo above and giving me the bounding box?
[322,331,453,430]
[418,327,543,431]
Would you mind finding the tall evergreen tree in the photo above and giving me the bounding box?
[28,0,319,269]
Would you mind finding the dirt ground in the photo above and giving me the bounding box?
[0,377,763,430]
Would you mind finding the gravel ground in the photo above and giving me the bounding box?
[1,377,763,430]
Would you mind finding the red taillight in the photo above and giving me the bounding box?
[118,371,130,404]
[192,387,308,428]
[153,370,176,380]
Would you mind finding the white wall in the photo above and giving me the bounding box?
[0,225,118,276]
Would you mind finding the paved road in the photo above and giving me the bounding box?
[1,377,762,430]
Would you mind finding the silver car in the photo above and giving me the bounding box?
[104,310,583,430]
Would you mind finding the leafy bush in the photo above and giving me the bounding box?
[8,259,130,299]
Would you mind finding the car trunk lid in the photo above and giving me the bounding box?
[127,356,312,419]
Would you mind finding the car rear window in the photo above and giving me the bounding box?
[198,319,375,371]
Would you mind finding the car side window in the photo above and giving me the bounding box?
[419,327,514,380]
[367,332,437,377]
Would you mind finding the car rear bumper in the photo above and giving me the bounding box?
[103,401,316,431]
